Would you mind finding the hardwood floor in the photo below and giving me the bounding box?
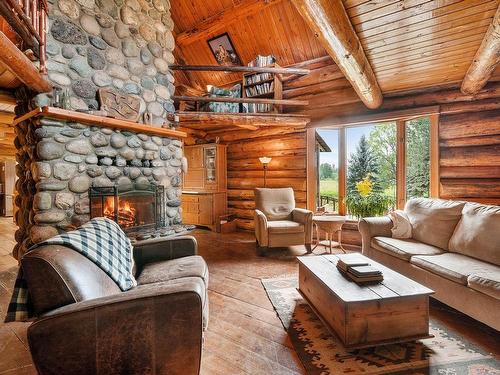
[0,218,498,374]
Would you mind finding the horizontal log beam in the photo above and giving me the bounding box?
[0,31,51,93]
[174,95,308,106]
[169,64,310,75]
[461,5,500,94]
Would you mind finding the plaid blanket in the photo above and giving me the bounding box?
[5,217,136,322]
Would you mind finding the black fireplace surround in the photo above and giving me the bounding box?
[89,183,166,234]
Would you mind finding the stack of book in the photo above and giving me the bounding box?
[247,55,276,67]
[337,255,383,284]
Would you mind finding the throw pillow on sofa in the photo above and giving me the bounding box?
[449,202,500,266]
[389,210,412,239]
[404,198,465,250]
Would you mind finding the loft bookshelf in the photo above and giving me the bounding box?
[242,63,283,113]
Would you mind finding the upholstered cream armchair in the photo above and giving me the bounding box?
[254,188,313,255]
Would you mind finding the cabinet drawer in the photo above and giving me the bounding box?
[182,195,200,203]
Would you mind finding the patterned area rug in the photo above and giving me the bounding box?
[262,276,500,375]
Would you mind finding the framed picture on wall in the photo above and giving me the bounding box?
[207,33,242,66]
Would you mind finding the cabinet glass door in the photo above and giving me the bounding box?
[204,147,217,184]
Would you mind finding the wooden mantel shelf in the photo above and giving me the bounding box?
[13,107,187,138]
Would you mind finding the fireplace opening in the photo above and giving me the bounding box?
[89,183,166,234]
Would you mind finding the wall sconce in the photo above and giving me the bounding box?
[259,157,272,187]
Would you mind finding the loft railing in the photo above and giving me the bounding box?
[0,0,48,73]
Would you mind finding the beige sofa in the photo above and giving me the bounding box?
[254,188,313,255]
[359,198,500,330]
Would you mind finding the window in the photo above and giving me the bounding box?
[317,129,339,212]
[314,115,438,217]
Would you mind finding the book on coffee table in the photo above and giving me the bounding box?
[336,254,370,272]
[348,265,382,277]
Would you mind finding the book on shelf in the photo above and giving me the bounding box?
[247,54,276,67]
[244,81,274,97]
[243,103,273,113]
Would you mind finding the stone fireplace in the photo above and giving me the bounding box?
[12,0,185,259]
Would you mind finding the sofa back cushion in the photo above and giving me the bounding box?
[255,187,295,221]
[449,202,500,266]
[404,198,465,250]
[22,245,121,315]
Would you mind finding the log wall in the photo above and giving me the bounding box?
[439,108,500,205]
[227,132,308,230]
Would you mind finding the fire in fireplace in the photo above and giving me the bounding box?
[89,183,166,233]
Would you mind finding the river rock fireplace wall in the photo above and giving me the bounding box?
[12,0,183,259]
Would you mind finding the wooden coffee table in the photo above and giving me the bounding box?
[298,253,434,349]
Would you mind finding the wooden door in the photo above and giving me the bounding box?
[184,146,204,190]
[198,195,213,225]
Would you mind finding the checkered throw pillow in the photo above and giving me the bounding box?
[5,217,136,322]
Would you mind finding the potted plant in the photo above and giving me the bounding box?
[345,176,393,219]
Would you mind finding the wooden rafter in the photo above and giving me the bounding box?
[461,5,500,94]
[291,0,383,109]
[175,0,283,47]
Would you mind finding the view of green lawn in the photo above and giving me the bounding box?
[319,179,338,197]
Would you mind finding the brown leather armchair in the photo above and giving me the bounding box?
[254,188,313,255]
[22,236,208,375]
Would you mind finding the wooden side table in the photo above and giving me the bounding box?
[312,215,346,253]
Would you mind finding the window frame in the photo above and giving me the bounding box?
[309,113,439,215]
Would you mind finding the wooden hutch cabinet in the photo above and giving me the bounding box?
[182,144,227,231]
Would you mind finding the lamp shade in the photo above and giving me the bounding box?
[259,157,272,165]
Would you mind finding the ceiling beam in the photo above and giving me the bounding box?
[461,5,500,94]
[175,0,283,47]
[291,0,383,109]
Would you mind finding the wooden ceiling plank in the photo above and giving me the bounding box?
[175,0,284,46]
[365,8,496,51]
[374,46,480,73]
[344,0,401,17]
[366,19,490,56]
[361,1,498,46]
[354,0,493,39]
[291,0,383,109]
[461,5,500,94]
[375,55,478,77]
[369,34,486,66]
[350,0,436,26]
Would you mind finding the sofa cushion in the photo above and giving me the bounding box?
[467,272,500,300]
[372,236,443,261]
[137,255,208,286]
[255,187,295,221]
[448,202,500,266]
[411,253,498,286]
[404,198,465,250]
[268,220,304,234]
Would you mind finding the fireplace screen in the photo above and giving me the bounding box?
[89,183,165,232]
